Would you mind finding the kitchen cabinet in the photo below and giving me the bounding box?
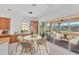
[9,35,18,43]
[0,34,17,43]
[30,20,38,34]
[0,17,10,30]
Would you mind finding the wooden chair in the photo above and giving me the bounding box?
[36,37,48,54]
[20,41,33,54]
[16,36,33,55]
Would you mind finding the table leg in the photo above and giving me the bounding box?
[32,40,37,54]
[68,40,71,55]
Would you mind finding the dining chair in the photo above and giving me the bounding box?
[20,41,33,54]
[16,36,23,52]
[16,36,33,55]
[36,36,48,54]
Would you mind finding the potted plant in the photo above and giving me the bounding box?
[21,30,24,34]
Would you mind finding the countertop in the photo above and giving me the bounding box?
[0,34,31,44]
[0,37,10,45]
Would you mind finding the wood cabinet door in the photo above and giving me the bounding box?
[0,20,2,29]
[1,19,6,29]
[5,19,10,29]
[0,17,10,30]
[10,35,18,43]
[31,21,38,33]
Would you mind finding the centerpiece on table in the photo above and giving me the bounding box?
[31,32,37,37]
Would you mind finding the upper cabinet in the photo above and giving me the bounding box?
[30,20,38,34]
[0,17,10,30]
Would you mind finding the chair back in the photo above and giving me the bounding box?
[17,36,24,42]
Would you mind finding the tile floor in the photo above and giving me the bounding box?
[8,41,77,55]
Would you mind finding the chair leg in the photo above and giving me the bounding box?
[37,45,41,54]
[30,48,33,55]
[25,49,27,53]
[16,42,20,52]
[21,47,24,55]
[39,45,41,54]
[44,42,48,54]
[37,45,39,52]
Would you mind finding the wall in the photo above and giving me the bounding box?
[0,14,30,34]
[0,5,79,34]
[10,17,31,34]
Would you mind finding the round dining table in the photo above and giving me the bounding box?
[23,35,42,53]
[23,35,41,40]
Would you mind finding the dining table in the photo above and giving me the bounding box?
[22,35,42,53]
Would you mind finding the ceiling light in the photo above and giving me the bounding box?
[32,4,37,6]
[7,8,12,11]
[29,11,32,14]
[46,4,53,8]
[4,8,12,12]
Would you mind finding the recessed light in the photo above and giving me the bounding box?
[29,11,32,14]
[46,4,53,8]
[32,4,37,6]
[4,8,12,12]
[7,8,12,11]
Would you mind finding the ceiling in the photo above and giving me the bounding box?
[0,4,79,21]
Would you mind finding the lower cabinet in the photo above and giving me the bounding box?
[10,35,18,43]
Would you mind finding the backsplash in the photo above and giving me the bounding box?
[0,30,10,34]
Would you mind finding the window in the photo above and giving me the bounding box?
[21,22,30,33]
[71,22,79,31]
